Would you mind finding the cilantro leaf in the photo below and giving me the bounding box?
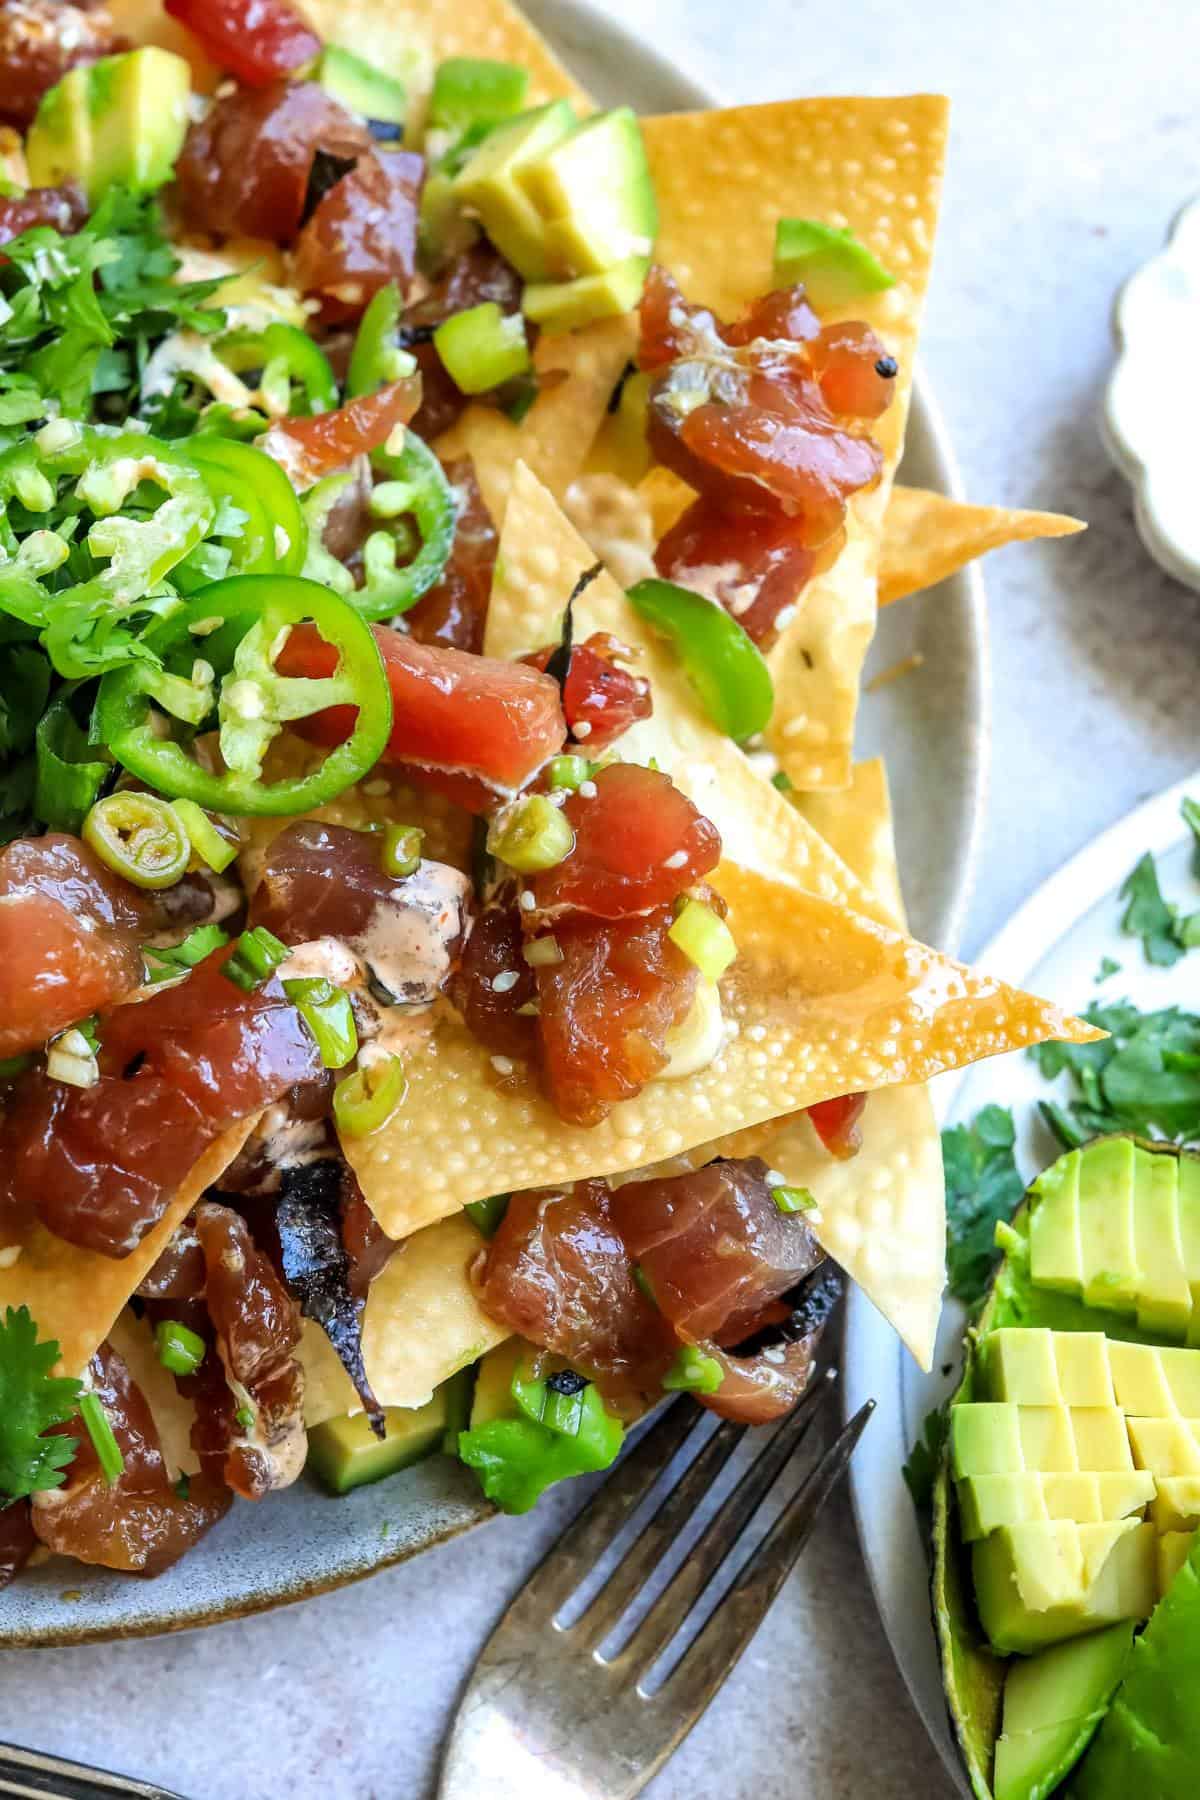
[1030,999,1200,1145]
[1095,955,1121,983]
[943,1104,1025,1308]
[1120,852,1185,967]
[1182,795,1200,873]
[902,1405,948,1509]
[0,1306,82,1501]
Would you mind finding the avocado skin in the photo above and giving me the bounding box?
[1073,1538,1200,1797]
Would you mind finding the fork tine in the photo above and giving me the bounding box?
[570,1415,746,1652]
[656,1400,876,1714]
[604,1367,837,1679]
[503,1399,701,1625]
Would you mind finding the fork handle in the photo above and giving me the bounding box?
[0,1743,187,1800]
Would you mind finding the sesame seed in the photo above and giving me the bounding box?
[774,605,797,631]
[519,889,536,911]
[578,779,597,798]
[573,721,593,739]
[490,1055,515,1076]
[663,849,688,869]
[492,970,520,993]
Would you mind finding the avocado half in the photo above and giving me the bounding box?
[932,1135,1196,1800]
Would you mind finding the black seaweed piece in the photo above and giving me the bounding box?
[731,1261,845,1358]
[275,1161,385,1437]
[544,561,603,699]
[397,322,437,348]
[606,359,636,413]
[301,149,359,227]
[545,1369,590,1396]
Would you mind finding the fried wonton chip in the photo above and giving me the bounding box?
[640,96,949,790]
[435,315,638,526]
[879,486,1085,606]
[109,1310,200,1479]
[299,1214,507,1423]
[768,761,945,1367]
[0,1119,256,1379]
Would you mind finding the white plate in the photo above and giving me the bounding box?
[845,768,1200,1795]
[0,0,988,1646]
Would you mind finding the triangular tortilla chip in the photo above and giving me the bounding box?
[435,314,637,525]
[641,96,950,790]
[774,761,944,1367]
[0,1118,256,1378]
[879,486,1085,606]
[300,1213,508,1424]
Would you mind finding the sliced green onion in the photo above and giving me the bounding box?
[170,798,237,874]
[0,1053,33,1081]
[83,791,191,891]
[771,769,794,793]
[284,976,358,1069]
[223,926,289,992]
[154,1319,206,1378]
[522,935,563,968]
[633,1263,657,1306]
[234,1405,255,1432]
[76,1015,100,1053]
[381,823,424,878]
[668,898,737,982]
[145,923,230,983]
[79,1391,125,1486]
[661,1346,725,1395]
[771,1184,816,1215]
[487,794,574,874]
[46,1026,99,1088]
[465,1192,509,1238]
[547,754,591,791]
[333,1054,408,1138]
[434,302,530,396]
[174,1474,191,1500]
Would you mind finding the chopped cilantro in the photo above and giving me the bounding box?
[0,1306,82,1500]
[902,1405,948,1510]
[1120,852,1186,967]
[1095,955,1122,983]
[1032,999,1200,1146]
[1182,795,1200,870]
[943,1104,1025,1308]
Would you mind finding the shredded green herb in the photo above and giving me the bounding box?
[942,1104,1025,1308]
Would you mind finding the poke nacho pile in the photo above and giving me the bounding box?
[0,0,1087,1587]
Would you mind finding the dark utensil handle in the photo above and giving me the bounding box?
[0,1743,188,1800]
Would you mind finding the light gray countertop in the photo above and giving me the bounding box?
[4,3,1198,1794]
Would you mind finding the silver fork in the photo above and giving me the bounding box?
[0,1744,187,1800]
[439,1372,874,1800]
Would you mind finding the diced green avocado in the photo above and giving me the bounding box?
[1074,1534,1200,1797]
[1068,1408,1134,1473]
[1126,1415,1200,1477]
[952,1404,1027,1479]
[960,1474,1050,1542]
[1107,1339,1176,1415]
[993,1622,1133,1800]
[982,1330,1065,1405]
[1151,1476,1200,1533]
[772,217,895,312]
[961,1472,1154,1540]
[27,47,191,204]
[1177,1155,1200,1344]
[1078,1137,1140,1316]
[317,46,407,129]
[1029,1149,1083,1295]
[1017,1406,1080,1474]
[522,255,649,334]
[454,100,577,281]
[469,1337,525,1427]
[520,107,657,279]
[1134,1148,1191,1338]
[1157,1529,1194,1597]
[972,1520,1155,1656]
[306,1391,448,1495]
[429,58,529,135]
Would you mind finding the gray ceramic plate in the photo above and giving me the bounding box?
[0,1,987,1647]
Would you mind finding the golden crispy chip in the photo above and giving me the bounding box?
[771,761,945,1367]
[436,316,638,526]
[110,0,589,106]
[341,853,1097,1239]
[487,462,895,925]
[300,1214,508,1423]
[109,1311,200,1478]
[879,486,1086,607]
[641,96,949,790]
[0,1119,256,1378]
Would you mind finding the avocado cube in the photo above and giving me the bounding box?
[521,107,657,279]
[1041,1471,1154,1524]
[521,256,650,334]
[958,1473,1050,1541]
[454,100,577,281]
[1150,1476,1200,1533]
[1157,1529,1195,1597]
[1134,1149,1192,1339]
[1070,1409,1135,1473]
[982,1330,1064,1405]
[469,1336,525,1427]
[1127,1416,1200,1477]
[28,47,192,204]
[1178,1155,1200,1343]
[973,1520,1155,1655]
[1108,1340,1177,1416]
[1078,1137,1140,1316]
[430,58,530,136]
[951,1403,1026,1478]
[318,46,407,129]
[1158,1347,1200,1415]
[1029,1148,1084,1295]
[306,1391,449,1495]
[1054,1333,1117,1407]
[1019,1407,1080,1473]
